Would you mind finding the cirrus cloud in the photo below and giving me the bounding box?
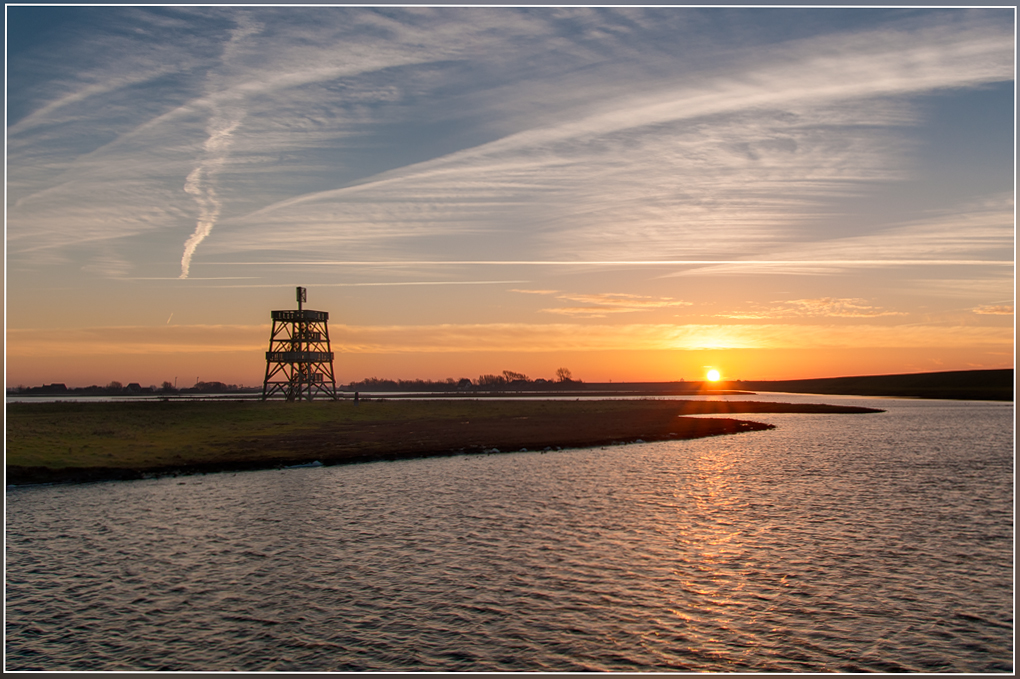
[7,321,1011,358]
[973,304,1014,315]
[718,297,907,320]
[514,289,692,318]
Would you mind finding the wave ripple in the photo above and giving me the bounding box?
[6,399,1013,671]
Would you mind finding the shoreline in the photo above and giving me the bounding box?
[6,399,882,488]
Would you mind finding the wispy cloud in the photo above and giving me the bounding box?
[126,279,528,288]
[10,321,1009,358]
[667,193,1015,278]
[973,304,1014,316]
[6,325,268,357]
[226,12,1012,264]
[5,6,1014,384]
[718,297,906,320]
[289,322,1020,353]
[79,253,136,278]
[179,17,265,278]
[8,8,1011,277]
[515,289,691,318]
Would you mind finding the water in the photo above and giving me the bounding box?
[5,396,1013,671]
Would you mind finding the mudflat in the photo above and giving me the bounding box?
[6,399,882,485]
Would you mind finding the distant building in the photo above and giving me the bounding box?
[24,383,69,395]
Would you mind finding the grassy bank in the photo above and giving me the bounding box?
[6,399,881,485]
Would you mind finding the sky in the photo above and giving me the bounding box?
[5,4,1015,388]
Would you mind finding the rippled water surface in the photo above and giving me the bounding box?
[6,396,1013,671]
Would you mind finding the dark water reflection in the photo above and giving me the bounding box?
[6,397,1013,671]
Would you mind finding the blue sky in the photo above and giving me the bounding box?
[5,5,1014,385]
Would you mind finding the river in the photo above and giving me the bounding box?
[5,395,1013,671]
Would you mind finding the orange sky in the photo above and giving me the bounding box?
[6,323,1012,388]
[5,7,1014,389]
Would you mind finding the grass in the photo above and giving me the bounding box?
[6,398,881,484]
[8,399,477,469]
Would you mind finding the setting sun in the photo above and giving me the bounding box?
[706,369,721,382]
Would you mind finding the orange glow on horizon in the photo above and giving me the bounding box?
[5,344,1013,390]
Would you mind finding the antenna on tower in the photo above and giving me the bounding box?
[297,286,306,311]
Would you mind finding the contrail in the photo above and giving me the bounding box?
[166,312,174,324]
[180,168,217,278]
[179,116,241,278]
[179,19,259,279]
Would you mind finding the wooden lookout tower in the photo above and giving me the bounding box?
[262,287,339,401]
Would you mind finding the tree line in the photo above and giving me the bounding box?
[348,368,577,392]
[9,380,250,395]
[10,369,579,396]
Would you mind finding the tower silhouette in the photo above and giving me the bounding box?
[262,287,338,401]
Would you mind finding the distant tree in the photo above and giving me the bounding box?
[502,370,529,383]
[106,381,123,392]
[477,374,506,387]
[193,381,228,393]
[555,367,573,383]
[349,377,404,390]
[161,381,176,392]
